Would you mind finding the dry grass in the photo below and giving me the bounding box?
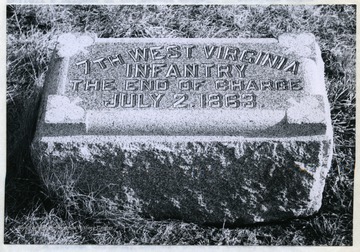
[5,5,355,245]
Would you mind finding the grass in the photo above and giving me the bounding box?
[5,5,355,245]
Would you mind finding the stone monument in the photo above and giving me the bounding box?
[31,33,333,225]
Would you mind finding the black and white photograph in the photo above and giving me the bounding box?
[3,2,356,247]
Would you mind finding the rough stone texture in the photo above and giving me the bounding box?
[31,33,333,225]
[32,135,332,224]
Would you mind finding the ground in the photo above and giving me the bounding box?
[5,5,355,245]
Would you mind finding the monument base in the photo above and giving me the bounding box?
[32,135,332,225]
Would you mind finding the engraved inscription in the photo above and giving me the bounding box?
[69,43,304,109]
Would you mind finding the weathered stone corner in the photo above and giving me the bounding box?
[57,33,95,57]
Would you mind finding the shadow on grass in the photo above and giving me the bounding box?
[5,85,54,218]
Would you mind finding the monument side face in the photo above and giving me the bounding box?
[31,34,333,224]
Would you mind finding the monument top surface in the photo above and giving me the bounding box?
[37,33,331,137]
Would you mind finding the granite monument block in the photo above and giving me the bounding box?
[31,33,333,224]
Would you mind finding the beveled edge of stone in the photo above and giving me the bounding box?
[37,134,332,144]
[55,32,319,58]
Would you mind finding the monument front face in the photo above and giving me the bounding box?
[32,34,333,224]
